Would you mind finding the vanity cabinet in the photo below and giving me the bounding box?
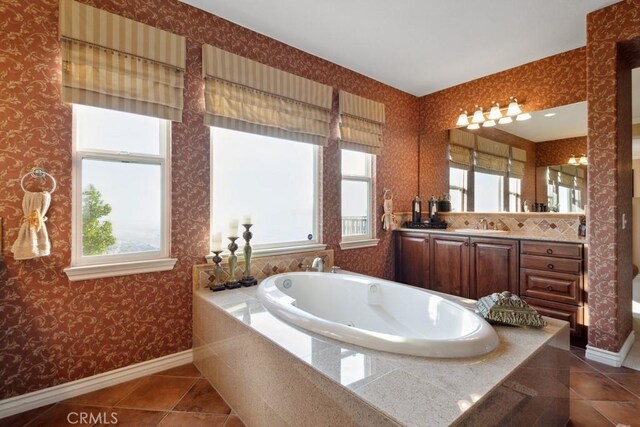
[396,232,517,299]
[395,232,430,289]
[469,238,519,299]
[519,240,586,336]
[430,235,469,297]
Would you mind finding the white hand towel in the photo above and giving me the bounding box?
[11,191,51,260]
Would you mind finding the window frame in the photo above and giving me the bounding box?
[65,105,175,280]
[508,177,522,213]
[339,149,378,250]
[209,127,324,256]
[448,165,469,212]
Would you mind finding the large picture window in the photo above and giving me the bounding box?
[211,127,320,252]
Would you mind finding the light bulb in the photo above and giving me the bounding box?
[568,155,578,165]
[488,103,502,120]
[456,110,469,127]
[579,155,588,165]
[471,106,485,123]
[506,98,522,116]
[467,123,480,130]
[516,112,532,121]
[498,116,513,125]
[483,120,496,127]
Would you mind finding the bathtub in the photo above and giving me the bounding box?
[257,272,499,358]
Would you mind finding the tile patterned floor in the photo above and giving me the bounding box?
[0,364,245,427]
[2,350,640,426]
[569,346,640,426]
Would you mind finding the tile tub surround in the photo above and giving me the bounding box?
[393,212,583,242]
[192,250,334,290]
[193,285,570,426]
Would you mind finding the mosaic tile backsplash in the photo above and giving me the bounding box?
[393,212,582,240]
[193,250,334,290]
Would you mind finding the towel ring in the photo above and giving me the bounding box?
[20,168,57,194]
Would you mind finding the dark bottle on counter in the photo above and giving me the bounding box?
[412,196,422,223]
[428,196,439,222]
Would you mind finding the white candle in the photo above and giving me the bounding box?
[228,219,239,238]
[210,232,222,251]
[242,214,252,225]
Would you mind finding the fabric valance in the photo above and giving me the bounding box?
[511,147,527,162]
[202,44,332,146]
[59,0,186,121]
[338,91,385,155]
[450,144,473,166]
[449,128,475,149]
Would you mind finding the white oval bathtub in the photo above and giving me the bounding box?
[257,272,499,358]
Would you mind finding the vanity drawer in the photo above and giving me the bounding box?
[522,297,583,336]
[520,268,581,305]
[520,241,582,259]
[520,254,582,274]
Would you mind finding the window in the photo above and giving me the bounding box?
[509,177,522,212]
[340,149,376,248]
[65,105,174,280]
[449,167,468,212]
[474,171,504,212]
[211,127,320,253]
[558,185,572,213]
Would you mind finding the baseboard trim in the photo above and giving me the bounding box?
[0,349,193,419]
[586,331,636,367]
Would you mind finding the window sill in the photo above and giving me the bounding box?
[64,258,178,281]
[204,243,327,263]
[339,238,380,250]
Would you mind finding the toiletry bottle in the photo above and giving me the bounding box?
[429,196,439,222]
[412,196,422,223]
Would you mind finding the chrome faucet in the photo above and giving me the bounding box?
[478,218,488,230]
[311,256,325,272]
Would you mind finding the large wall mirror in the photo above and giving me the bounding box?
[446,101,587,213]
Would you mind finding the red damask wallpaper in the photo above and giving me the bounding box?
[419,47,587,199]
[536,136,588,167]
[0,0,418,398]
[586,0,640,352]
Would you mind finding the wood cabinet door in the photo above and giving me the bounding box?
[396,232,430,288]
[470,238,519,299]
[429,235,469,297]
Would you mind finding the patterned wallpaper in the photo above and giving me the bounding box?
[536,136,588,167]
[0,0,418,398]
[419,47,587,199]
[586,0,639,352]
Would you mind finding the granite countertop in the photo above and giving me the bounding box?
[396,227,586,244]
[195,286,568,426]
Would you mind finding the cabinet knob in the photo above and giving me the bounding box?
[464,242,469,246]
[547,264,554,269]
[471,242,477,247]
[546,285,553,291]
[546,248,553,254]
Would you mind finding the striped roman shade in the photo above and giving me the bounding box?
[202,45,332,146]
[338,91,385,155]
[510,161,526,178]
[476,137,509,173]
[59,0,186,121]
[511,147,527,162]
[449,128,474,167]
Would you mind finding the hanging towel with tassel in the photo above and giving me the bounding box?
[11,191,51,260]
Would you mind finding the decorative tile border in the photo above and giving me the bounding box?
[192,250,334,290]
[393,212,582,240]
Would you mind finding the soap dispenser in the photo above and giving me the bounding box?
[412,196,422,223]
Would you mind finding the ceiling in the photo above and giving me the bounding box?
[181,0,620,96]
[502,102,587,143]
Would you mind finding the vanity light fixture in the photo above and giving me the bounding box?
[579,154,588,165]
[482,120,497,127]
[488,102,502,120]
[544,112,556,117]
[456,109,470,126]
[498,116,513,125]
[467,123,480,130]
[471,106,485,124]
[516,112,532,121]
[568,155,578,165]
[506,97,522,117]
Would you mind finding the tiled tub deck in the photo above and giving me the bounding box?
[193,284,570,426]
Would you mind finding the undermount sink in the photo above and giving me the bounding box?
[454,228,508,234]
